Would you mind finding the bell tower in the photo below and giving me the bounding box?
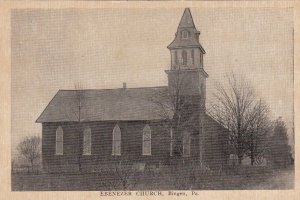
[166,8,208,164]
[166,8,208,106]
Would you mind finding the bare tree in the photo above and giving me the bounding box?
[61,82,86,172]
[245,100,271,165]
[209,74,270,165]
[75,83,84,172]
[17,136,41,172]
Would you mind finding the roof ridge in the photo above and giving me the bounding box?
[58,85,168,92]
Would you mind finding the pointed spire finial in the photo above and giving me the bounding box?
[178,8,196,28]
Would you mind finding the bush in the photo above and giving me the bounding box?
[267,118,291,168]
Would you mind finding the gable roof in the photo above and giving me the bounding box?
[36,86,174,123]
[36,86,229,137]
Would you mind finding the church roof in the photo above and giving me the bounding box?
[36,86,228,135]
[168,8,205,53]
[36,86,174,123]
[36,86,222,128]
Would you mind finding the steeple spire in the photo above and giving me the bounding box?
[166,8,208,97]
[178,8,196,28]
[167,8,205,53]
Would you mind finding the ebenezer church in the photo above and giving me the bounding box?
[37,8,229,172]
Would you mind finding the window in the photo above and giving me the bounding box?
[174,51,178,65]
[56,126,63,155]
[182,131,191,157]
[191,49,194,64]
[83,127,92,155]
[200,53,203,68]
[142,125,151,155]
[201,82,205,96]
[181,50,187,65]
[112,124,121,155]
[182,30,188,39]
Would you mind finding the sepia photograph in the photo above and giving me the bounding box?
[11,7,294,191]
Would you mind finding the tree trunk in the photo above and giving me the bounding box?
[237,133,245,165]
[78,129,82,172]
[122,180,127,190]
[250,154,255,166]
[31,160,34,173]
[250,144,255,166]
[250,135,255,166]
[78,157,82,172]
[172,124,182,159]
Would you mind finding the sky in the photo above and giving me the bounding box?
[11,8,294,157]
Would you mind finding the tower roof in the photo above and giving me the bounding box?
[167,8,205,53]
[178,8,196,28]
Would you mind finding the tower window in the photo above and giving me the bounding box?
[200,53,203,68]
[191,49,194,64]
[175,51,178,65]
[182,30,189,39]
[181,50,187,65]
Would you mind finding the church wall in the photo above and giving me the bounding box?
[41,112,228,173]
[42,120,172,173]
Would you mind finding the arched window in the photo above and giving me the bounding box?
[83,127,92,155]
[142,125,151,155]
[181,50,187,65]
[56,126,63,155]
[112,124,121,155]
[182,131,191,157]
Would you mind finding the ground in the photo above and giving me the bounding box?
[11,165,294,191]
[248,166,294,189]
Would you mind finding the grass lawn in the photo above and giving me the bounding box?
[11,165,294,191]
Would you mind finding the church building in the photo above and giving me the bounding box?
[36,8,229,172]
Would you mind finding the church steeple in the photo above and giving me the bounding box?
[166,8,208,100]
[168,8,206,70]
